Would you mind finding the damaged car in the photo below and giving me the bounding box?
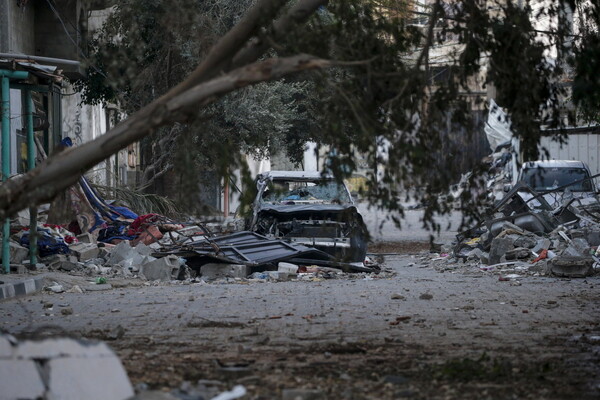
[247,171,369,262]
[516,160,600,213]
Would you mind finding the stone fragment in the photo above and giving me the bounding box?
[513,236,537,249]
[489,237,514,265]
[505,247,531,260]
[419,293,433,300]
[547,256,594,278]
[139,255,181,281]
[70,243,100,261]
[200,263,250,280]
[466,248,489,264]
[61,307,74,316]
[51,260,79,271]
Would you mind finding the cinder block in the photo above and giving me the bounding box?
[69,243,99,261]
[200,263,250,280]
[139,255,181,281]
[51,260,79,271]
[0,359,45,399]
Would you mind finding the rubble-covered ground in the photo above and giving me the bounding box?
[2,246,599,400]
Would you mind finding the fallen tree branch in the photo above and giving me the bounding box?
[0,55,333,218]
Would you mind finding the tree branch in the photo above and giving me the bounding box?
[0,55,333,218]
[161,0,289,102]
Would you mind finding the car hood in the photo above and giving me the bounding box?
[256,204,360,215]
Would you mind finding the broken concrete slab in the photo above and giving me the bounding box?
[200,263,250,280]
[0,359,46,399]
[48,356,134,400]
[546,256,594,278]
[8,241,28,264]
[139,255,182,281]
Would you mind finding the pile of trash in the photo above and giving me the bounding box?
[448,182,600,278]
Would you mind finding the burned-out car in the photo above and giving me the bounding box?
[247,171,368,262]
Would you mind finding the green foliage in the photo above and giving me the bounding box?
[75,0,600,222]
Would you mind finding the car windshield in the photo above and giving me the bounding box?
[260,179,352,204]
[521,167,593,192]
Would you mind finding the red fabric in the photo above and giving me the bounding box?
[532,249,548,263]
[126,214,161,236]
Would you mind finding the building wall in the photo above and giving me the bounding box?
[1,0,36,54]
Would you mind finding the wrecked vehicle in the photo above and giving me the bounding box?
[247,171,368,262]
[516,160,600,212]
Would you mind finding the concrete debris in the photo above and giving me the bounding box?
[200,263,251,280]
[0,334,134,400]
[139,255,183,281]
[450,176,600,278]
[546,256,594,278]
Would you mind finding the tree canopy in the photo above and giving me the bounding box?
[1,0,599,229]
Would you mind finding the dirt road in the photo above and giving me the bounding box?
[2,252,599,399]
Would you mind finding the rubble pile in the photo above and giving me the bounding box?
[438,182,600,279]
[2,170,379,285]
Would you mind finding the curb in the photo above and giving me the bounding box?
[0,276,45,300]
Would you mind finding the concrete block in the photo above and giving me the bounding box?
[8,241,28,264]
[10,264,27,274]
[13,279,38,296]
[200,263,250,280]
[76,233,97,244]
[489,237,514,265]
[0,284,16,300]
[547,256,594,278]
[0,359,45,399]
[139,255,181,281]
[70,243,100,261]
[47,353,134,400]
